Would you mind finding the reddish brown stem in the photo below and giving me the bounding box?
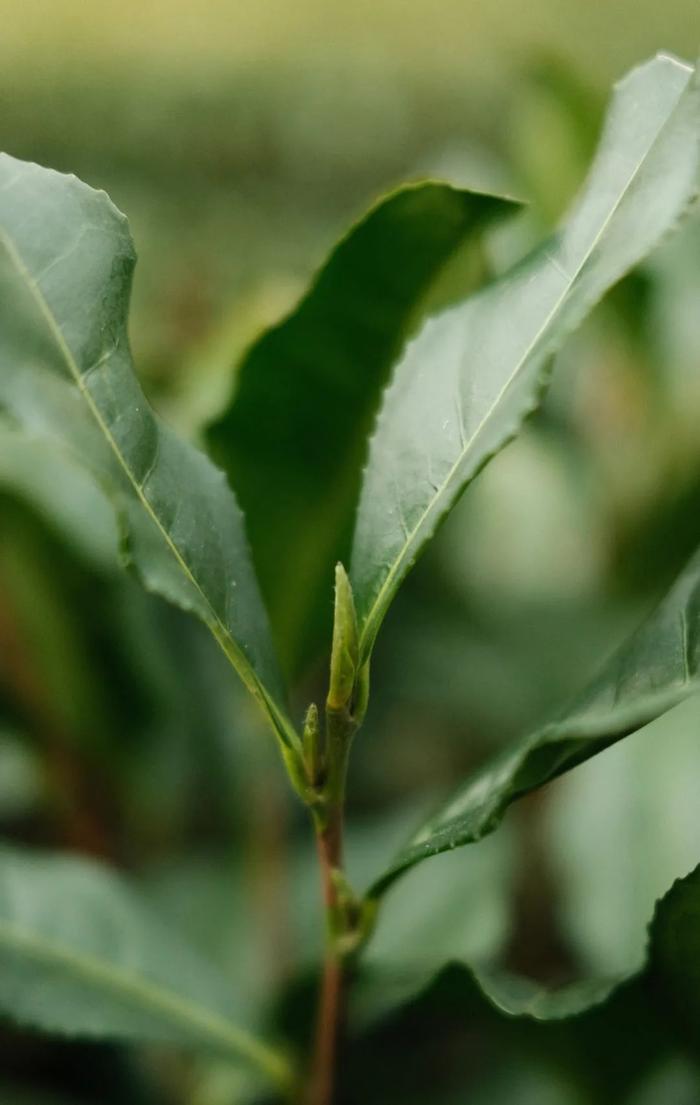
[306,813,345,1105]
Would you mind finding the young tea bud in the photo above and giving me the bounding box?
[327,563,359,713]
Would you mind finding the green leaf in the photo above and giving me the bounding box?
[358,858,700,1034]
[545,695,700,979]
[350,53,700,660]
[370,546,700,897]
[651,865,700,1039]
[0,155,297,755]
[0,847,293,1089]
[207,182,514,672]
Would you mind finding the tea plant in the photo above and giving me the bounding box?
[1,51,700,1104]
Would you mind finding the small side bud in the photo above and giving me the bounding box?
[327,563,359,713]
[302,702,324,787]
[329,869,377,956]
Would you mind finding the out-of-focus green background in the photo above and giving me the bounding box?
[3,4,700,1104]
[1,0,697,405]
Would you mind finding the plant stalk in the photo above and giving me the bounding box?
[304,563,368,1105]
[307,807,345,1105]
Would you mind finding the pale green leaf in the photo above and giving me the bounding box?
[354,828,513,1026]
[0,155,297,754]
[351,53,700,659]
[0,848,293,1089]
[358,851,700,1032]
[546,695,700,978]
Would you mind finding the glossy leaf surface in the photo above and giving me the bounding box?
[371,547,700,896]
[207,183,513,671]
[350,54,700,659]
[0,155,296,752]
[0,848,292,1088]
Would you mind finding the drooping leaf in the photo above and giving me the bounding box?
[545,694,700,978]
[357,858,700,1035]
[350,53,700,660]
[207,183,514,672]
[0,155,297,755]
[370,545,700,897]
[0,847,293,1089]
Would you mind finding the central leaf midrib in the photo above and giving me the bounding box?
[0,920,290,1084]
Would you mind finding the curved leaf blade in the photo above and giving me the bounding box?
[0,155,296,752]
[651,864,700,1033]
[0,848,293,1088]
[207,183,514,672]
[351,53,700,658]
[357,855,700,1033]
[371,547,700,897]
[476,855,700,1022]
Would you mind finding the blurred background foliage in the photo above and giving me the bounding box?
[2,2,700,1102]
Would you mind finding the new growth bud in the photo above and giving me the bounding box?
[327,563,359,714]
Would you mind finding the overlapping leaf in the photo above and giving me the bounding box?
[208,183,513,672]
[350,53,700,659]
[0,847,293,1088]
[0,155,297,754]
[371,546,700,897]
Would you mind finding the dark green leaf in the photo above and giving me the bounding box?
[371,546,700,896]
[652,864,700,1034]
[207,183,513,672]
[0,155,297,754]
[350,54,700,660]
[0,847,293,1088]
